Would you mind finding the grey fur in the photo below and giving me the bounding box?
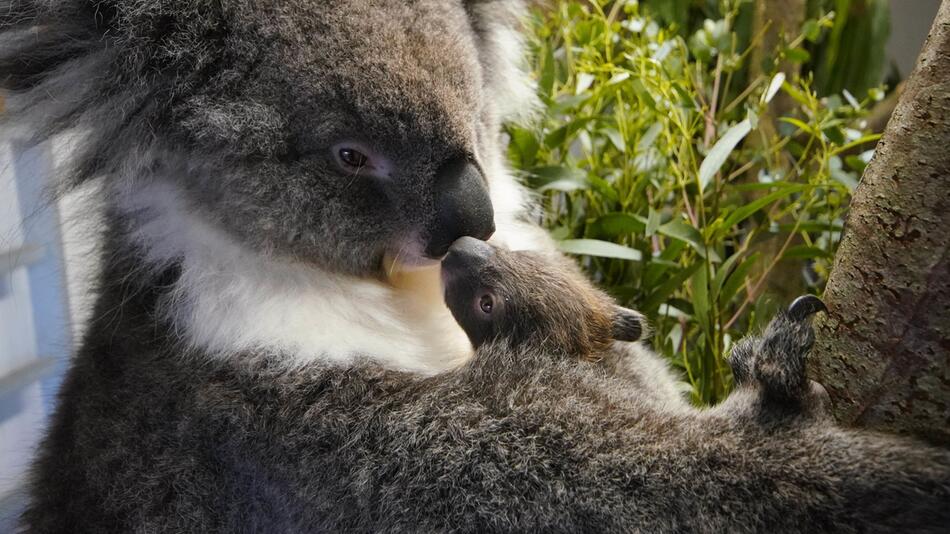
[1,0,515,275]
[20,228,950,532]
[3,2,949,532]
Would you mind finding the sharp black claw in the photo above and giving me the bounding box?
[787,295,827,321]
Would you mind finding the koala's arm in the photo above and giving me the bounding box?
[227,347,950,533]
[29,337,950,533]
[599,341,690,409]
[722,295,832,423]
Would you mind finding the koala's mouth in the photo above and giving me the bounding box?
[383,238,441,273]
[383,239,445,300]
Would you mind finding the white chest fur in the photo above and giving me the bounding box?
[115,165,544,375]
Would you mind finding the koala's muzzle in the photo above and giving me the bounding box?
[425,158,495,258]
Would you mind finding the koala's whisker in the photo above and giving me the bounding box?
[387,241,411,279]
[343,166,364,191]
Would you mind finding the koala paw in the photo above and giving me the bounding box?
[728,295,828,413]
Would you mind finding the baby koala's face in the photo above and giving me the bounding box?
[441,237,646,359]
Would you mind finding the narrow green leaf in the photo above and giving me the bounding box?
[822,126,846,146]
[630,79,657,111]
[543,116,596,147]
[782,81,811,106]
[779,117,815,135]
[723,184,807,228]
[803,19,821,42]
[645,207,661,237]
[720,252,761,304]
[784,47,811,63]
[591,212,646,238]
[637,122,664,152]
[603,127,627,152]
[575,72,596,95]
[507,126,540,168]
[691,266,711,334]
[712,251,745,301]
[658,218,721,261]
[698,119,752,192]
[588,174,620,203]
[643,262,702,313]
[539,46,556,99]
[776,221,843,233]
[831,133,882,155]
[527,166,588,192]
[607,72,631,85]
[761,72,785,104]
[557,239,643,261]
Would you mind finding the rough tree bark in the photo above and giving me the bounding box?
[812,0,950,445]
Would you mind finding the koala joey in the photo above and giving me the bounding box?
[442,236,646,358]
[442,236,688,406]
[441,238,950,532]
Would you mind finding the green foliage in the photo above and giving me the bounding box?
[808,0,891,97]
[637,0,892,97]
[510,0,882,405]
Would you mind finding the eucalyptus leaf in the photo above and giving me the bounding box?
[603,127,627,152]
[719,253,761,305]
[527,166,589,192]
[645,208,661,237]
[575,72,596,94]
[557,239,643,261]
[637,122,663,151]
[608,72,631,85]
[591,213,647,238]
[658,218,721,261]
[698,119,752,192]
[762,72,785,104]
[722,184,808,228]
[511,1,879,405]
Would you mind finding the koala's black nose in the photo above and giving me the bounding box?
[443,236,495,273]
[425,158,495,258]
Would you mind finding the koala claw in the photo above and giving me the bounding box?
[727,297,831,418]
[787,295,827,321]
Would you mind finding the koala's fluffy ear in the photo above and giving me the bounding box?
[611,306,646,342]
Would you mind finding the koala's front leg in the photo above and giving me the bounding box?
[728,295,830,419]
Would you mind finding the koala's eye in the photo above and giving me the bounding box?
[337,147,368,169]
[479,293,495,315]
[330,142,393,179]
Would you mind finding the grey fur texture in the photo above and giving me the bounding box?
[20,225,950,532]
[1,0,520,274]
[4,1,949,532]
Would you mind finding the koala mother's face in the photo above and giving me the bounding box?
[167,0,506,275]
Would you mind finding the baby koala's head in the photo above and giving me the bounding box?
[441,237,646,360]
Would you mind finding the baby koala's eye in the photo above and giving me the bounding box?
[478,293,495,315]
[337,147,368,169]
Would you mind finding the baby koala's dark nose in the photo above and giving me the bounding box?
[442,237,495,277]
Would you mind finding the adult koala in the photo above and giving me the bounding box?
[2,0,548,372]
[4,1,948,533]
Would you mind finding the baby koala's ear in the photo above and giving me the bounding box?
[611,306,647,342]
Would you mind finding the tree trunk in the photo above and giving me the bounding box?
[812,0,950,445]
[747,0,809,304]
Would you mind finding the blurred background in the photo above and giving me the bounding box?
[0,0,942,521]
